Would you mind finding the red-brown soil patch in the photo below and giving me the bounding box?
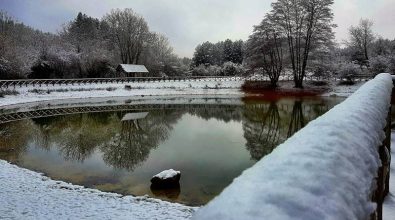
[242,81,329,102]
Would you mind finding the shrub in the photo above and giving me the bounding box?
[192,64,209,76]
[311,63,334,79]
[29,51,80,79]
[221,62,245,76]
[86,59,115,78]
[0,89,19,98]
[192,62,246,76]
[388,57,395,74]
[207,65,222,76]
[370,56,389,75]
[0,58,22,79]
[106,87,117,91]
[336,63,361,83]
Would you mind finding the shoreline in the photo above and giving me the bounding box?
[0,160,198,220]
[0,80,364,108]
[0,80,365,219]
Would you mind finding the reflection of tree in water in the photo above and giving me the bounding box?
[31,113,118,162]
[243,100,309,160]
[0,120,32,162]
[188,105,243,122]
[24,108,182,167]
[101,109,182,171]
[243,102,281,160]
[31,116,65,151]
[287,101,305,138]
[56,114,109,161]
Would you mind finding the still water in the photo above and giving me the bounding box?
[0,97,342,206]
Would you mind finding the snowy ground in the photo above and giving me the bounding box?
[383,130,395,219]
[0,80,244,107]
[320,81,365,97]
[0,79,366,108]
[0,160,197,220]
[0,78,375,219]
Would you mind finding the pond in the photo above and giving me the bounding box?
[0,97,342,206]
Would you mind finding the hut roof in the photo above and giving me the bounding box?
[117,64,149,73]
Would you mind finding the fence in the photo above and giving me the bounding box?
[0,76,244,89]
[0,74,374,89]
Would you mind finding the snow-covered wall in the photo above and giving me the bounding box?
[193,73,393,220]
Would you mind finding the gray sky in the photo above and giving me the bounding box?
[1,0,394,57]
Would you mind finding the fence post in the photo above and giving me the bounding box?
[372,103,392,220]
[384,106,391,196]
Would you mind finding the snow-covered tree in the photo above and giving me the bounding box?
[192,39,244,67]
[246,17,284,87]
[103,9,150,65]
[0,11,56,79]
[347,19,375,61]
[270,0,336,88]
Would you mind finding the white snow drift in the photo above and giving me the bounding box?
[193,73,393,220]
[0,160,196,220]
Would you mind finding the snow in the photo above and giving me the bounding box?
[0,80,244,107]
[153,169,181,180]
[118,64,149,73]
[321,81,365,97]
[383,131,395,219]
[0,77,372,108]
[0,160,197,219]
[0,75,390,219]
[193,73,393,220]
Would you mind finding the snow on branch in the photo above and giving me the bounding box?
[193,73,393,220]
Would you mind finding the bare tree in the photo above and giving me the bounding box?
[270,0,335,88]
[103,9,149,64]
[348,19,375,61]
[246,18,284,87]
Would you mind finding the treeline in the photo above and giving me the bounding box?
[191,39,245,76]
[190,0,336,87]
[191,0,395,88]
[0,9,190,79]
[2,3,395,84]
[337,19,395,79]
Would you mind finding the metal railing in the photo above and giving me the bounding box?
[0,76,245,88]
[0,74,374,89]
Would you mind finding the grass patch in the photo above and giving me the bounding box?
[0,90,19,98]
[29,89,51,94]
[106,87,117,91]
[29,87,118,94]
[338,80,355,86]
[309,81,328,86]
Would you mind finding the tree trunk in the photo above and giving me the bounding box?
[294,78,304,89]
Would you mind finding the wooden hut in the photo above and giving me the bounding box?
[116,64,149,77]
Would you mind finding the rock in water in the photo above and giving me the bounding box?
[151,169,181,188]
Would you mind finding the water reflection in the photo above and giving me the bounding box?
[0,121,31,162]
[101,110,181,171]
[243,102,281,160]
[287,101,306,138]
[0,97,341,205]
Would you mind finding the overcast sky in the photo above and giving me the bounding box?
[1,0,394,57]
